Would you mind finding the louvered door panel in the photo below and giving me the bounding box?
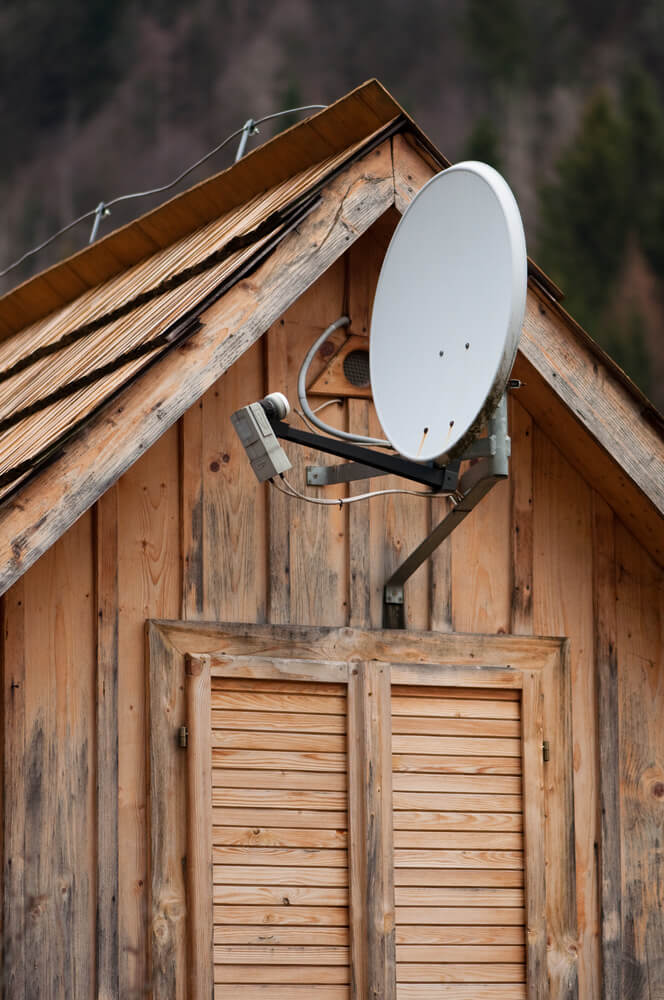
[210,676,350,1000]
[392,685,527,1000]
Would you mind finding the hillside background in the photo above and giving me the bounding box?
[1,0,663,407]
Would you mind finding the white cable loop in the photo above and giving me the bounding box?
[297,317,392,448]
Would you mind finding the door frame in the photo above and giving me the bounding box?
[147,621,578,1000]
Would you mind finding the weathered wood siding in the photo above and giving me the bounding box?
[1,225,663,998]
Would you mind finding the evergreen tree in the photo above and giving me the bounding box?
[462,117,503,172]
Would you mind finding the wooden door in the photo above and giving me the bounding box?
[148,625,576,1000]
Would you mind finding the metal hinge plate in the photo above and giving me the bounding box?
[542,740,550,762]
[178,725,189,749]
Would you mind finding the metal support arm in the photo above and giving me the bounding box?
[383,394,510,628]
[271,421,460,492]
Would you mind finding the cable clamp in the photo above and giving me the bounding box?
[89,202,111,244]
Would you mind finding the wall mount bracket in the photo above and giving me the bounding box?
[382,394,510,628]
[270,393,510,630]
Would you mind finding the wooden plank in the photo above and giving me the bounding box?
[214,865,349,886]
[214,964,350,983]
[214,945,349,964]
[212,769,346,791]
[394,870,523,889]
[214,926,349,946]
[211,657,349,685]
[212,787,347,810]
[20,515,97,999]
[394,850,523,869]
[147,624,188,1000]
[212,730,346,752]
[211,690,346,714]
[211,677,346,695]
[347,661,396,999]
[397,984,526,998]
[397,946,525,962]
[391,717,520,737]
[164,622,562,670]
[213,846,347,866]
[520,672,547,1000]
[591,493,621,1000]
[213,905,348,926]
[214,986,349,999]
[94,485,120,1000]
[265,260,348,627]
[394,832,522,850]
[615,524,664,1000]
[396,926,524,946]
[392,754,521,776]
[533,429,587,999]
[396,964,525,983]
[347,397,374,628]
[180,396,204,617]
[2,577,26,997]
[390,666,522,689]
[391,736,521,758]
[392,694,520,718]
[393,812,521,832]
[395,888,523,906]
[516,283,664,567]
[212,749,347,771]
[393,686,521,702]
[509,398,534,635]
[212,708,346,733]
[396,908,525,926]
[212,813,348,834]
[0,143,395,596]
[392,772,521,793]
[121,429,181,997]
[185,656,213,1000]
[200,340,267,621]
[213,885,348,906]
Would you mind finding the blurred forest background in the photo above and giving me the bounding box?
[0,0,663,406]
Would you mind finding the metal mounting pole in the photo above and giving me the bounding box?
[383,394,510,628]
[235,118,257,162]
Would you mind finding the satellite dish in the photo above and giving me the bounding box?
[369,161,527,462]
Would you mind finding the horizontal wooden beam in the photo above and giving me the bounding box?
[0,142,395,595]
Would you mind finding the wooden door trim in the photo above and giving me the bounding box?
[147,621,577,1000]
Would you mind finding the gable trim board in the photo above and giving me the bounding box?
[0,93,661,595]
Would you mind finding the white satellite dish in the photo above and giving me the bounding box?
[369,161,527,462]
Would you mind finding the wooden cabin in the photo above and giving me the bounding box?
[0,81,662,1000]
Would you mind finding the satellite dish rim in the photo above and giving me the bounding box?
[369,160,527,463]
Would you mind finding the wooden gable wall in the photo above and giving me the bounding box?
[1,219,662,1000]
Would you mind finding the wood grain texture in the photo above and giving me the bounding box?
[119,427,180,996]
[348,662,396,1000]
[94,484,120,1000]
[265,260,347,627]
[147,623,188,1000]
[185,656,213,1000]
[520,672,547,999]
[533,429,592,999]
[0,142,395,597]
[510,398,533,635]
[592,493,622,1000]
[23,515,96,1000]
[615,524,664,1000]
[514,289,664,568]
[2,577,26,997]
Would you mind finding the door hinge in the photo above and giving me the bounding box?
[178,725,189,749]
[542,740,550,762]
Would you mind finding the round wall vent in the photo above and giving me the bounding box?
[343,349,370,388]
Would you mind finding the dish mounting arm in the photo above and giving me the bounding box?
[383,393,510,628]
